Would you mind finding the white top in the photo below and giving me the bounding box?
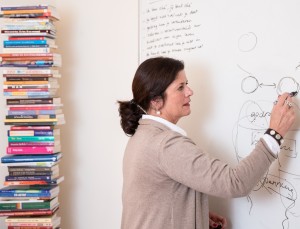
[142,114,279,157]
[142,115,187,136]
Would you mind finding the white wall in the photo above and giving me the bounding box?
[0,0,138,228]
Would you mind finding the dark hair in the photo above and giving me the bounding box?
[118,57,184,136]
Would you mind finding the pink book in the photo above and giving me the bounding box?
[6,146,60,154]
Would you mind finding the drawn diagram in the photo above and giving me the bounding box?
[233,32,300,229]
[238,32,258,52]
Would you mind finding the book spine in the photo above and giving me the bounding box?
[5,77,50,81]
[4,40,47,45]
[3,161,58,167]
[5,175,53,181]
[8,36,52,40]
[7,223,54,227]
[10,126,53,130]
[2,9,50,15]
[7,147,57,154]
[3,85,56,89]
[4,74,54,78]
[9,142,55,147]
[1,6,49,11]
[4,92,55,97]
[9,105,60,110]
[4,44,50,48]
[3,69,55,74]
[0,208,55,216]
[6,114,57,119]
[8,136,55,142]
[7,226,54,229]
[8,110,58,116]
[9,171,55,176]
[3,80,57,85]
[8,129,56,136]
[1,29,55,34]
[5,122,58,126]
[2,47,55,54]
[1,154,61,163]
[8,167,56,172]
[7,98,56,105]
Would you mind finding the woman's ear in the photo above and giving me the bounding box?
[150,96,163,111]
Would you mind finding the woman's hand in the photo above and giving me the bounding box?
[269,92,296,137]
[209,211,227,229]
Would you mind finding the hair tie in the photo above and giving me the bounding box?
[130,99,147,114]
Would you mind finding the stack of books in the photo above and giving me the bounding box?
[0,5,63,228]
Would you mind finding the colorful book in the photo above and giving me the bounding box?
[6,145,61,155]
[8,36,55,40]
[0,206,58,216]
[1,153,62,163]
[2,67,59,75]
[10,126,56,130]
[4,176,64,186]
[6,114,59,119]
[8,164,59,173]
[8,136,55,142]
[5,173,59,181]
[0,196,58,211]
[5,77,56,81]
[0,185,59,198]
[3,84,60,89]
[2,47,57,54]
[4,79,58,85]
[5,214,61,226]
[1,161,60,167]
[6,97,61,105]
[8,129,60,136]
[7,109,62,116]
[8,141,60,147]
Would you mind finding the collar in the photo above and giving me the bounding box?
[142,115,187,136]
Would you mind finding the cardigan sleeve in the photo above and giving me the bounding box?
[158,131,276,198]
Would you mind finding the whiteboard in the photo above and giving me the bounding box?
[139,1,300,228]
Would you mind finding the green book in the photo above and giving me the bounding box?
[0,196,58,211]
[8,136,55,142]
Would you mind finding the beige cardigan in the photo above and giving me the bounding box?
[121,119,276,229]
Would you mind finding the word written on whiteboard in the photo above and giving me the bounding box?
[140,0,203,59]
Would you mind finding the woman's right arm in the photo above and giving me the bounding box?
[158,92,296,198]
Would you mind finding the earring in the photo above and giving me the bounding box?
[156,110,161,115]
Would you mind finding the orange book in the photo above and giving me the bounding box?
[2,9,51,15]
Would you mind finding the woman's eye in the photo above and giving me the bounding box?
[178,86,184,91]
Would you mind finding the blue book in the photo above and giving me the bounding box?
[1,5,49,11]
[4,44,49,48]
[1,153,62,163]
[7,129,56,136]
[7,110,58,115]
[5,175,55,181]
[0,185,59,198]
[4,40,47,45]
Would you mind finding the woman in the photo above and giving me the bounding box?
[118,57,295,229]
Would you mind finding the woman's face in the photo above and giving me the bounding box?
[160,70,193,124]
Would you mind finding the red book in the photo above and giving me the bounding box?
[0,207,58,217]
[9,105,61,111]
